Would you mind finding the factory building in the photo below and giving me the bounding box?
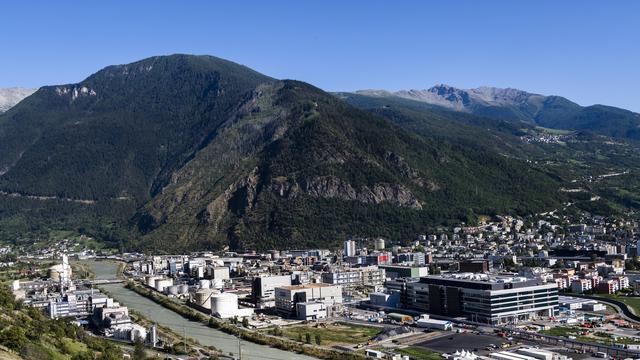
[380,264,429,279]
[251,275,292,308]
[209,266,230,280]
[296,301,328,320]
[403,273,558,325]
[320,266,385,287]
[48,255,72,283]
[274,283,342,318]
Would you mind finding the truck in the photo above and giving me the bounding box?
[415,314,453,331]
[387,313,413,324]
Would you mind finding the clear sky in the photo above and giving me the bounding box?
[1,1,639,111]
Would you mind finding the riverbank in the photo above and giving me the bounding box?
[90,261,318,359]
[125,280,365,360]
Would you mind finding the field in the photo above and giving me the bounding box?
[594,294,640,315]
[533,126,574,135]
[540,326,640,345]
[278,322,382,345]
[395,346,443,360]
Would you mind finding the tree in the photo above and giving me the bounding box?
[133,340,147,360]
[305,333,311,344]
[315,334,321,345]
[242,317,249,328]
[71,352,94,360]
[297,333,302,342]
[0,326,28,351]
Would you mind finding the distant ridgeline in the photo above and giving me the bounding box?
[1,54,638,252]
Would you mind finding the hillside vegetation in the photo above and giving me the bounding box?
[0,55,577,251]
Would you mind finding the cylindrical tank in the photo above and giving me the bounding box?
[48,264,72,282]
[375,238,385,250]
[193,289,215,309]
[154,278,173,292]
[211,278,224,289]
[167,285,179,295]
[211,292,238,316]
[198,279,211,289]
[178,284,189,294]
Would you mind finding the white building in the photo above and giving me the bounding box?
[275,283,342,317]
[295,301,328,320]
[251,275,292,308]
[209,266,230,280]
[321,266,385,287]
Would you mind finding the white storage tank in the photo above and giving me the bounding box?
[193,288,215,309]
[154,278,173,292]
[178,284,189,294]
[167,285,179,295]
[198,279,211,289]
[211,292,238,318]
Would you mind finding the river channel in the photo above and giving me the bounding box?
[86,260,316,360]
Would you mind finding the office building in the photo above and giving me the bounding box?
[402,273,558,325]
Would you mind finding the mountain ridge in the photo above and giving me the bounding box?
[356,85,640,140]
[0,55,564,251]
[0,87,37,113]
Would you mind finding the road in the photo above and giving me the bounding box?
[568,294,640,323]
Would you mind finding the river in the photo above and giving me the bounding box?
[86,260,316,360]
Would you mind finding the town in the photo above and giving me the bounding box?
[5,209,640,360]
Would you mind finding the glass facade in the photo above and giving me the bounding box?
[404,277,559,324]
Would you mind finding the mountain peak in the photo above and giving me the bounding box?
[0,87,37,113]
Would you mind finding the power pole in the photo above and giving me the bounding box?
[183,326,187,354]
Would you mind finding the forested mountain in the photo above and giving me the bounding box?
[0,55,565,251]
[339,91,640,221]
[356,85,640,140]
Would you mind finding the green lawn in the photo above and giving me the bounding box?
[278,322,381,345]
[396,346,443,360]
[61,337,88,355]
[540,326,640,346]
[594,294,640,315]
[534,126,573,135]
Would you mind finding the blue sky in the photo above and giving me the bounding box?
[1,1,639,111]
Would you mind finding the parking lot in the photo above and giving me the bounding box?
[415,332,508,355]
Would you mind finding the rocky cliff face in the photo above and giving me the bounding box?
[269,175,423,209]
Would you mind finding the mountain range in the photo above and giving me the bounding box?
[357,85,640,139]
[0,55,638,252]
[0,87,36,113]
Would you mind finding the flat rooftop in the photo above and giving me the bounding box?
[418,273,551,290]
[277,283,334,290]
